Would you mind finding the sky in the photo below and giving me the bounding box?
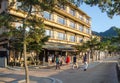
[80,4,120,32]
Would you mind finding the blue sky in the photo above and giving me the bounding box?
[80,4,120,32]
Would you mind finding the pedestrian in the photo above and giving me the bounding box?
[66,55,71,65]
[59,55,63,66]
[55,55,60,69]
[72,55,78,69]
[52,54,55,63]
[48,55,52,65]
[83,53,88,71]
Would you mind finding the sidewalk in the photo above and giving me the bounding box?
[0,67,57,83]
[0,62,100,83]
[0,56,119,83]
[6,61,101,83]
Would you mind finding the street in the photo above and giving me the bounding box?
[0,56,119,83]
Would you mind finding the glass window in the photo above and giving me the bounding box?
[69,8,75,16]
[69,21,75,28]
[86,28,90,34]
[86,18,89,24]
[60,5,66,10]
[57,16,65,25]
[43,11,52,20]
[45,29,53,37]
[16,0,31,11]
[57,32,66,40]
[79,25,83,32]
[16,1,22,9]
[79,37,83,43]
[79,14,83,20]
[58,3,66,10]
[70,35,75,42]
[15,23,23,29]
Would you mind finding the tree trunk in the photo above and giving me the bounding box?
[98,51,100,60]
[23,41,29,83]
[30,52,36,65]
[23,21,29,83]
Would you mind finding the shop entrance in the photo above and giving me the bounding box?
[0,51,7,67]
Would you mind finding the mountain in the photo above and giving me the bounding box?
[92,26,118,37]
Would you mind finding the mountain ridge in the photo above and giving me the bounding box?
[92,26,118,37]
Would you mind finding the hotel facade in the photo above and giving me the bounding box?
[0,0,91,65]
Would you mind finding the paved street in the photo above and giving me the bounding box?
[0,56,119,83]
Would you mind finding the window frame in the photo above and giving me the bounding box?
[69,20,75,28]
[79,37,83,43]
[69,35,75,42]
[79,25,83,32]
[57,15,66,25]
[43,11,52,20]
[57,32,66,40]
[45,29,53,38]
[69,8,75,16]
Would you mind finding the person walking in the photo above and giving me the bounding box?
[59,55,63,66]
[66,55,71,65]
[83,53,88,71]
[48,55,52,65]
[55,55,60,69]
[72,55,78,69]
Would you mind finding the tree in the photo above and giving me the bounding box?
[69,0,120,18]
[110,28,120,55]
[75,42,88,58]
[85,37,99,61]
[1,0,120,83]
[0,0,56,83]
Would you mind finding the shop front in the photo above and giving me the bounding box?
[39,43,76,62]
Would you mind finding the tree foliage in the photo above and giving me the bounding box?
[67,0,120,18]
[0,0,54,83]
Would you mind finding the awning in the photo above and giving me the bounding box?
[42,43,76,51]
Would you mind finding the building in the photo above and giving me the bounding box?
[0,0,91,65]
[41,2,91,61]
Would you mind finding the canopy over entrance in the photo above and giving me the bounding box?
[42,43,76,51]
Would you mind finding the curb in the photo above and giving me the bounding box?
[7,66,22,71]
[12,77,63,83]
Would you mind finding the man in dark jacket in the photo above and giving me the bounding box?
[83,53,88,71]
[72,55,78,69]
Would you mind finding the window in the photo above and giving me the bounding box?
[79,25,83,32]
[79,37,83,43]
[69,8,75,16]
[15,23,23,29]
[60,5,66,10]
[57,16,65,25]
[45,29,53,37]
[57,32,66,40]
[43,11,52,20]
[58,3,66,10]
[86,18,90,24]
[69,21,75,28]
[16,1,31,12]
[79,14,83,20]
[16,1,22,9]
[70,35,75,42]
[86,28,90,34]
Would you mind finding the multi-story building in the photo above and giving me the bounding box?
[0,0,91,65]
[41,2,91,59]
